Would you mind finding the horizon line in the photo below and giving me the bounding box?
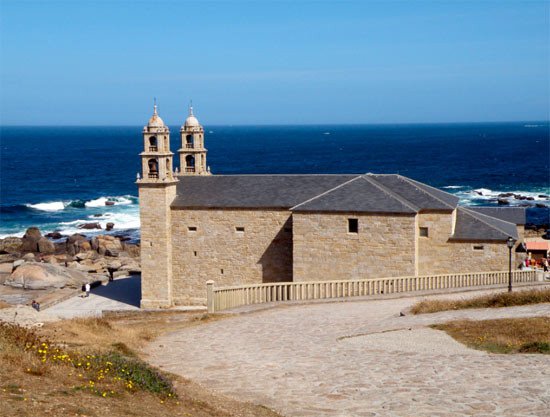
[1,120,549,128]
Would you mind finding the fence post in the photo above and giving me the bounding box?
[206,280,215,313]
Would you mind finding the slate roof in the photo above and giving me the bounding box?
[367,174,459,210]
[451,207,518,241]
[172,175,358,209]
[468,207,526,225]
[291,176,417,214]
[171,174,459,213]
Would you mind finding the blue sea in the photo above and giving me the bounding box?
[1,122,549,240]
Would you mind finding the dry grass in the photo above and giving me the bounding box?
[433,317,550,354]
[411,288,550,314]
[0,312,281,417]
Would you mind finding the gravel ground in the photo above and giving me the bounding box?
[146,287,550,417]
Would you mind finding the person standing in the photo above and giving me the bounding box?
[85,282,91,298]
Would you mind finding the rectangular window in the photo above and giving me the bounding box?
[188,226,197,232]
[193,251,197,257]
[473,245,484,251]
[419,227,429,237]
[348,218,358,233]
[235,226,245,232]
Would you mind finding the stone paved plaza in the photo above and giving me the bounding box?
[146,289,550,417]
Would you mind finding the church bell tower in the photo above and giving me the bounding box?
[178,105,210,175]
[137,102,177,308]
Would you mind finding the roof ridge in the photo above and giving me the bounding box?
[396,175,456,209]
[459,207,516,238]
[290,175,363,210]
[209,174,362,177]
[362,176,420,212]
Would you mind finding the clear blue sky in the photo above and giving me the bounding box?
[0,0,548,125]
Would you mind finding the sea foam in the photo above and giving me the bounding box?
[26,201,65,211]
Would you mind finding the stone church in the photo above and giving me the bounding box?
[137,105,525,307]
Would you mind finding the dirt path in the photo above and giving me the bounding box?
[145,290,550,417]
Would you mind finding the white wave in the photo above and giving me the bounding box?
[473,188,494,196]
[0,231,25,239]
[85,195,137,207]
[452,186,550,208]
[442,185,464,189]
[26,201,65,211]
[85,197,110,207]
[57,208,140,233]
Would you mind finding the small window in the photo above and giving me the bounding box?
[193,251,197,257]
[473,245,484,251]
[419,227,429,237]
[348,218,358,234]
[235,227,245,233]
[188,226,197,232]
[220,268,224,274]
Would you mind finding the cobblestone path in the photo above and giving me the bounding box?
[146,292,550,417]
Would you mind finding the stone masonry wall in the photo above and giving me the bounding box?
[139,184,177,308]
[171,209,293,305]
[293,213,416,281]
[417,211,510,275]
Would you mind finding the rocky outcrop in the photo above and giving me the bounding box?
[20,227,42,252]
[78,222,102,230]
[5,262,91,290]
[66,234,88,256]
[0,237,22,254]
[92,235,123,257]
[37,237,55,254]
[45,232,63,239]
[106,222,115,231]
[0,228,141,295]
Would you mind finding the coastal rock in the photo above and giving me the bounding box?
[535,203,548,208]
[122,242,140,258]
[45,232,63,239]
[43,255,58,264]
[20,227,42,252]
[74,251,97,261]
[78,222,102,230]
[79,241,92,251]
[37,237,55,254]
[106,222,115,231]
[538,195,549,199]
[94,235,123,257]
[5,262,90,290]
[107,260,122,270]
[13,259,25,270]
[498,193,514,198]
[66,234,88,256]
[497,199,510,205]
[0,253,18,263]
[105,201,115,206]
[0,262,13,282]
[22,253,36,262]
[0,237,22,254]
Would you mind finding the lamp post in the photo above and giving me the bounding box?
[507,237,515,292]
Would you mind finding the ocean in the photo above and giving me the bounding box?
[1,122,549,240]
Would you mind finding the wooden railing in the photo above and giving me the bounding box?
[206,270,538,313]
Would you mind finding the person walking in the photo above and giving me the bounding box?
[85,282,91,298]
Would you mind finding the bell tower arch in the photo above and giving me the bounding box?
[178,105,210,175]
